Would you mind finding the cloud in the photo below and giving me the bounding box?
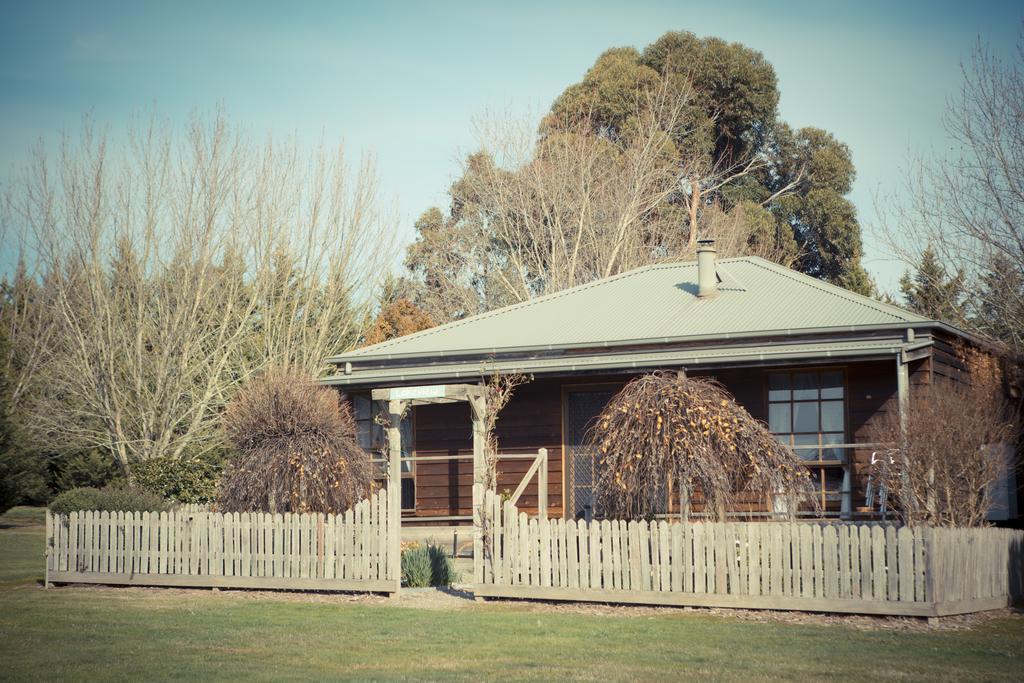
[68,32,131,63]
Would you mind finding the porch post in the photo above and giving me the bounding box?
[383,398,407,593]
[896,354,909,434]
[468,390,487,584]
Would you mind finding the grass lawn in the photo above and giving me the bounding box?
[1,506,1023,681]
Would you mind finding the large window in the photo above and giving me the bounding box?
[768,369,851,517]
[352,395,415,511]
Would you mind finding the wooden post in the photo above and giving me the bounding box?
[382,398,407,594]
[469,390,487,584]
[44,509,51,588]
[538,448,548,522]
[896,354,909,434]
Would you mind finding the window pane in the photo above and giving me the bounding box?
[824,467,848,494]
[820,371,844,399]
[793,402,819,432]
[768,373,791,401]
[353,395,371,421]
[400,417,414,459]
[794,433,820,461]
[769,403,791,432]
[821,400,844,432]
[356,422,371,449]
[401,478,415,510]
[793,372,818,400]
[821,433,846,463]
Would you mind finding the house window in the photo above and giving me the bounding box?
[768,370,851,517]
[352,395,415,511]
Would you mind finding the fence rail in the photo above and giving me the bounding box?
[46,490,398,593]
[473,485,1024,617]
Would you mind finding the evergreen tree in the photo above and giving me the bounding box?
[0,328,46,513]
[899,247,967,324]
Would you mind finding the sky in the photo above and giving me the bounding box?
[1,0,1021,294]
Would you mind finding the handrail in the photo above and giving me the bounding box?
[507,449,548,519]
[370,451,544,464]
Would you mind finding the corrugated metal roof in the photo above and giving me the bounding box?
[331,257,930,363]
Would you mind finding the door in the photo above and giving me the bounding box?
[565,389,616,521]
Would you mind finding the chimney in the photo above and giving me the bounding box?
[696,239,718,297]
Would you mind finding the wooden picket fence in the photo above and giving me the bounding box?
[45,490,398,593]
[473,486,1024,617]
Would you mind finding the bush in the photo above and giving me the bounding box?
[592,371,814,521]
[133,455,222,504]
[401,541,460,587]
[217,368,373,514]
[868,347,1015,527]
[48,484,171,516]
[428,544,460,586]
[401,544,433,587]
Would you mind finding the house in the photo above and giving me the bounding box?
[322,242,1016,524]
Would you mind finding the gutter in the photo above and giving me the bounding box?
[326,320,979,366]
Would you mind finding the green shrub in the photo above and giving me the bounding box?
[47,487,104,516]
[48,449,121,495]
[401,541,460,587]
[48,484,171,516]
[133,455,222,503]
[428,544,460,586]
[401,544,433,587]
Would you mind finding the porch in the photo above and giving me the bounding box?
[346,356,927,527]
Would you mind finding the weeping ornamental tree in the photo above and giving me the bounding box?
[591,372,814,521]
[217,368,373,514]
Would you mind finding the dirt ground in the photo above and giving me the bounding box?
[49,580,1023,633]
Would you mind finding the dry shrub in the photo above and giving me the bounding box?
[869,347,1016,527]
[591,371,814,521]
[217,368,373,513]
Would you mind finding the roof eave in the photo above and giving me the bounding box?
[321,338,920,388]
[326,320,960,366]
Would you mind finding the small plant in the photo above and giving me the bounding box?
[401,543,433,587]
[400,540,460,587]
[48,484,171,516]
[428,544,460,586]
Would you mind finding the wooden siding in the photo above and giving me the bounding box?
[414,379,564,517]
[401,361,903,520]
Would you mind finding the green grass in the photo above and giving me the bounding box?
[1,506,1022,681]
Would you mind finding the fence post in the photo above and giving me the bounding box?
[538,448,548,522]
[924,526,939,606]
[44,509,52,588]
[469,391,488,585]
[385,399,407,594]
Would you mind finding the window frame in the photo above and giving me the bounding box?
[766,367,851,517]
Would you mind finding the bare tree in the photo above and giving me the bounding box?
[868,347,1015,527]
[878,30,1024,350]
[591,371,815,521]
[2,112,393,475]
